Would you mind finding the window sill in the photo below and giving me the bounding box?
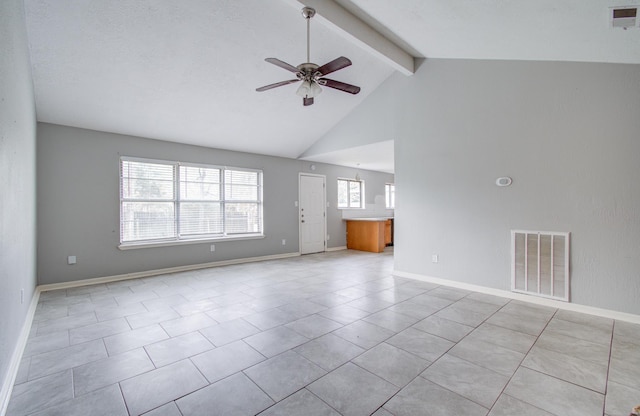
[118,234,265,250]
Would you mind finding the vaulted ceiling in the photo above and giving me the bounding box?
[24,0,640,173]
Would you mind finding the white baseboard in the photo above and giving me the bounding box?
[393,269,640,325]
[326,246,347,252]
[39,252,301,292]
[1,289,40,416]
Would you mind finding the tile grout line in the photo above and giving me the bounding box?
[371,291,506,415]
[601,319,616,416]
[116,379,131,416]
[483,305,560,415]
[420,296,524,414]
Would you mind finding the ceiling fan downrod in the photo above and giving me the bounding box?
[301,7,316,64]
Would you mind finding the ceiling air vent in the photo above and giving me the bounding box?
[610,6,638,29]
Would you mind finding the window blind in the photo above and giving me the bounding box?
[120,158,263,245]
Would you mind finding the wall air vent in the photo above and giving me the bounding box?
[610,6,638,29]
[511,230,570,302]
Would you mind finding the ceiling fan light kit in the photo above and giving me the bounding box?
[296,80,322,98]
[256,7,361,106]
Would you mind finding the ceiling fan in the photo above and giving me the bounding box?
[256,7,361,106]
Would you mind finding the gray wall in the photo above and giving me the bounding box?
[37,123,393,284]
[328,59,640,315]
[0,0,37,396]
[300,74,397,158]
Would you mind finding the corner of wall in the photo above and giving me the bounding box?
[0,0,38,411]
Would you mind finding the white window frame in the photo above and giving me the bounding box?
[385,183,395,209]
[119,156,263,249]
[337,178,365,209]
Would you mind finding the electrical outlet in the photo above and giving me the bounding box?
[282,239,286,245]
[432,254,439,263]
[210,244,215,252]
[68,255,77,265]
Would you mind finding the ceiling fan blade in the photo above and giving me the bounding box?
[303,97,314,106]
[265,58,300,73]
[316,57,352,76]
[317,78,360,95]
[256,79,300,92]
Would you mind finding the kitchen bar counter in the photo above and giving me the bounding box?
[345,218,393,253]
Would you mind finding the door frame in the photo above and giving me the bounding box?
[298,172,327,254]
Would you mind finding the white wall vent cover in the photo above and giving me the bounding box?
[610,6,638,29]
[511,230,570,302]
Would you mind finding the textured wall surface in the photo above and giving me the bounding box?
[36,123,393,284]
[338,59,640,315]
[0,0,37,400]
[396,60,640,314]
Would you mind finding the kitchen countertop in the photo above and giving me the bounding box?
[344,217,393,221]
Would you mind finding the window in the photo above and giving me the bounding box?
[337,178,364,209]
[120,157,262,245]
[385,183,395,209]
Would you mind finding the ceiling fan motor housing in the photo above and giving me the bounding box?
[297,63,321,81]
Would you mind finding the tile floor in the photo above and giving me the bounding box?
[7,249,640,416]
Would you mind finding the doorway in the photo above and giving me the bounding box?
[299,173,326,254]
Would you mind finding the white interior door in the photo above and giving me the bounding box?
[299,174,326,254]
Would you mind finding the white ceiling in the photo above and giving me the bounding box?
[24,0,640,173]
[337,0,640,64]
[300,140,395,174]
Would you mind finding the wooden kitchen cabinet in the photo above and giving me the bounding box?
[346,218,393,253]
[384,219,393,246]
